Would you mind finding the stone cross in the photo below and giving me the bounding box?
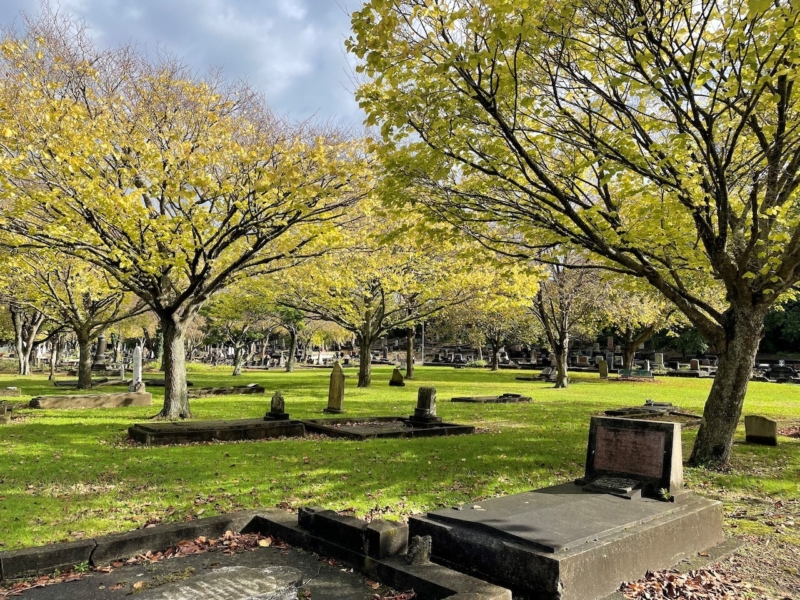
[129,345,144,392]
[324,362,345,413]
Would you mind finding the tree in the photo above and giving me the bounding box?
[201,281,280,376]
[0,249,145,388]
[284,210,489,387]
[349,0,800,465]
[529,258,607,387]
[0,11,370,417]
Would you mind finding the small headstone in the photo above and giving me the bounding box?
[410,386,442,424]
[744,415,778,446]
[593,342,600,352]
[129,345,145,392]
[598,359,608,379]
[607,336,614,351]
[405,535,432,565]
[550,354,558,367]
[577,355,589,366]
[265,390,290,421]
[389,367,405,387]
[654,353,664,368]
[324,362,345,413]
[689,359,700,371]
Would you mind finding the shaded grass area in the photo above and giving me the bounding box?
[0,365,798,556]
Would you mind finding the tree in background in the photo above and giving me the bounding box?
[0,11,370,417]
[350,0,800,465]
[0,249,145,388]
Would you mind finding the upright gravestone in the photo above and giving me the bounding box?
[265,390,290,421]
[745,415,778,446]
[128,345,144,392]
[389,367,405,387]
[598,359,608,379]
[92,334,108,369]
[607,336,614,351]
[324,362,345,414]
[654,353,664,368]
[689,358,700,371]
[410,387,442,424]
[119,359,125,382]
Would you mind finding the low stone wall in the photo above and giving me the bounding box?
[29,391,152,409]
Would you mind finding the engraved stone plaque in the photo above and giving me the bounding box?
[137,566,301,600]
[594,425,665,478]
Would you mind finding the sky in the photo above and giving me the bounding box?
[0,0,364,124]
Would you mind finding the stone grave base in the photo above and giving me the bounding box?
[142,378,194,387]
[128,418,304,445]
[301,416,475,440]
[664,370,708,378]
[29,391,152,409]
[451,393,531,403]
[53,378,109,387]
[409,483,723,600]
[604,405,702,428]
[188,383,265,398]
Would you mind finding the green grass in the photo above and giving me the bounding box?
[0,365,798,552]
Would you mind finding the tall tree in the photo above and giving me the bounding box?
[350,0,800,465]
[0,11,369,417]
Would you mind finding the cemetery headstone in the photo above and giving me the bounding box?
[598,359,608,379]
[654,353,664,368]
[410,387,441,424]
[550,355,558,367]
[582,416,683,499]
[265,390,290,421]
[607,336,614,351]
[689,358,700,371]
[324,362,345,413]
[605,351,615,366]
[577,355,589,366]
[92,334,108,369]
[128,346,145,392]
[389,367,405,387]
[744,415,778,446]
[119,360,125,382]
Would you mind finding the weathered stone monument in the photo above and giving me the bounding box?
[265,390,290,421]
[654,353,665,368]
[410,386,441,425]
[323,361,345,414]
[389,367,405,387]
[689,358,700,371]
[745,415,778,446]
[410,416,723,600]
[598,359,608,379]
[92,334,108,370]
[129,345,145,392]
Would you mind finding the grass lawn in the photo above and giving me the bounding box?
[1,365,798,595]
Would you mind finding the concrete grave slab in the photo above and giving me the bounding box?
[29,391,152,409]
[188,383,265,398]
[451,393,532,403]
[300,416,475,440]
[128,418,304,445]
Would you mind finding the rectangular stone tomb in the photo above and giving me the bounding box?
[451,393,532,403]
[188,384,266,398]
[29,391,152,409]
[410,484,723,600]
[300,416,475,440]
[128,418,304,445]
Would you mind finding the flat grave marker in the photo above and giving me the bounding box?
[451,393,531,403]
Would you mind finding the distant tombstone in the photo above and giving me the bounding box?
[643,360,651,371]
[550,354,558,367]
[324,362,345,413]
[744,415,778,446]
[654,353,665,368]
[410,387,441,424]
[582,416,684,499]
[128,346,144,392]
[265,390,290,421]
[614,356,623,366]
[598,360,609,380]
[593,342,600,352]
[389,367,406,387]
[577,355,589,366]
[615,345,622,353]
[607,336,615,351]
[382,347,389,359]
[605,351,615,366]
[120,360,125,381]
[92,334,108,369]
[689,359,700,371]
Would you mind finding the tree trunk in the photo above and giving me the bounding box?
[405,327,415,379]
[48,339,58,380]
[554,338,569,388]
[357,335,373,388]
[490,340,500,371]
[689,309,764,466]
[76,332,93,389]
[286,329,297,372]
[160,318,191,419]
[231,344,245,376]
